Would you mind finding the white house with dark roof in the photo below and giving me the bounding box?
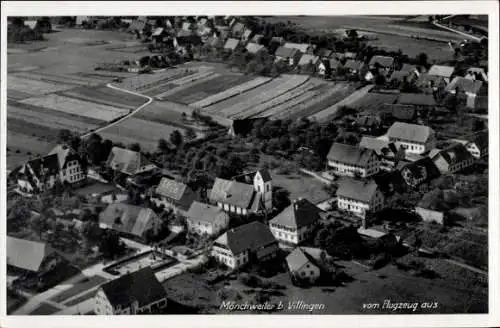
[431,143,475,174]
[274,46,302,67]
[286,247,322,283]
[106,147,157,176]
[269,198,322,245]
[94,267,167,315]
[445,76,484,109]
[451,130,488,158]
[151,177,197,212]
[336,178,384,218]
[387,122,436,155]
[327,143,380,178]
[185,201,230,237]
[209,170,272,215]
[211,221,279,269]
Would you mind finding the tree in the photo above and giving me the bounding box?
[185,128,197,141]
[30,214,48,240]
[170,130,184,147]
[158,138,170,153]
[58,129,72,143]
[128,143,141,152]
[416,52,428,67]
[99,230,125,259]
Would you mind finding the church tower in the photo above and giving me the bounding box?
[253,170,272,211]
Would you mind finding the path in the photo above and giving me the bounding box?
[445,259,487,276]
[432,19,483,42]
[80,83,153,138]
[299,168,332,185]
[309,85,374,121]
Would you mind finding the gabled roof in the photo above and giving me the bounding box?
[427,65,455,78]
[224,38,239,50]
[286,247,315,271]
[336,178,379,203]
[390,70,410,82]
[7,237,54,272]
[396,93,436,106]
[24,153,60,180]
[270,198,322,228]
[214,221,276,255]
[397,157,441,181]
[274,46,300,58]
[435,143,473,165]
[155,177,189,201]
[369,55,394,67]
[445,76,483,94]
[359,137,398,156]
[129,19,146,31]
[316,48,333,58]
[344,59,364,71]
[245,43,264,54]
[186,201,227,223]
[327,143,377,166]
[209,178,257,210]
[400,63,418,74]
[106,147,156,176]
[298,54,319,66]
[100,267,167,309]
[232,22,245,34]
[463,130,488,149]
[283,42,311,53]
[243,29,253,38]
[99,203,158,238]
[416,73,446,88]
[387,122,434,143]
[48,144,81,169]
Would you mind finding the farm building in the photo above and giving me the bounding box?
[327,142,380,178]
[316,48,334,59]
[284,42,314,54]
[464,67,488,82]
[251,33,264,44]
[211,221,279,269]
[245,43,265,54]
[231,22,245,37]
[106,147,158,176]
[386,122,436,155]
[344,60,365,76]
[16,144,86,193]
[297,54,319,68]
[369,55,395,72]
[359,137,404,171]
[427,65,455,83]
[241,28,254,43]
[94,267,167,315]
[450,130,488,158]
[269,198,322,246]
[445,76,485,109]
[416,73,447,93]
[274,46,302,67]
[7,236,66,275]
[336,178,385,218]
[317,58,343,77]
[396,157,441,190]
[151,177,197,212]
[286,247,327,284]
[415,207,445,225]
[99,203,161,241]
[185,201,230,237]
[431,143,475,174]
[223,38,240,51]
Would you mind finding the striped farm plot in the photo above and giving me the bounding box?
[60,85,148,110]
[8,75,75,97]
[155,71,219,100]
[20,94,129,122]
[190,76,273,109]
[116,68,197,93]
[12,71,104,87]
[254,90,318,119]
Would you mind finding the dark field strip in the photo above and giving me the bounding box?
[60,91,136,110]
[162,74,254,105]
[7,100,105,126]
[8,117,61,139]
[7,89,33,100]
[67,86,147,108]
[138,71,197,95]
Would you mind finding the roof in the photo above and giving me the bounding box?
[232,22,245,34]
[385,104,417,121]
[398,157,441,181]
[344,59,364,71]
[24,153,60,179]
[256,169,272,182]
[48,144,81,169]
[317,48,333,58]
[283,42,310,53]
[416,73,446,88]
[286,247,315,271]
[400,64,418,74]
[99,203,158,238]
[396,93,436,106]
[359,137,398,156]
[387,122,434,143]
[369,55,394,67]
[336,178,379,203]
[243,29,253,38]
[186,201,227,223]
[445,76,483,94]
[106,147,156,176]
[328,59,343,69]
[214,221,276,255]
[357,227,387,239]
[7,237,53,272]
[435,143,473,165]
[298,54,319,66]
[245,43,264,54]
[152,27,165,36]
[327,143,377,166]
[270,198,322,228]
[427,65,455,78]
[129,19,146,31]
[464,130,488,149]
[209,178,257,210]
[155,177,189,201]
[224,38,239,50]
[390,70,410,82]
[100,267,167,309]
[274,46,300,58]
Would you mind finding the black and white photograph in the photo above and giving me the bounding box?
[1,1,499,327]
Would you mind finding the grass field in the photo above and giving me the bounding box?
[350,92,399,111]
[60,85,148,110]
[6,132,55,170]
[8,75,74,96]
[271,170,330,204]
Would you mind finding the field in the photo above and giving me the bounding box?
[271,170,330,204]
[59,85,148,110]
[7,75,75,97]
[349,91,399,111]
[6,131,55,170]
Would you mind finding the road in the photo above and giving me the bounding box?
[445,259,487,276]
[310,85,374,121]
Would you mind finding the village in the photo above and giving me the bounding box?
[6,14,489,315]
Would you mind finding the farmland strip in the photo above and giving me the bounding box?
[191,76,272,108]
[60,91,136,110]
[156,73,221,100]
[255,90,318,118]
[7,89,34,100]
[8,75,75,95]
[8,117,62,139]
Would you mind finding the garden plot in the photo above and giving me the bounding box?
[191,76,272,109]
[98,117,187,153]
[8,75,75,96]
[255,90,318,118]
[159,74,255,105]
[20,94,129,122]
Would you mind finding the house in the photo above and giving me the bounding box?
[270,36,285,46]
[389,64,419,84]
[151,27,169,43]
[231,22,245,37]
[106,147,157,176]
[7,237,65,274]
[450,130,488,158]
[94,267,167,315]
[209,170,272,215]
[181,21,192,31]
[211,221,279,269]
[128,19,147,34]
[16,144,86,193]
[76,16,91,26]
[397,157,441,190]
[445,76,484,109]
[344,52,357,59]
[283,42,314,54]
[416,73,447,93]
[316,48,333,59]
[317,58,342,77]
[431,143,475,174]
[387,122,436,155]
[369,55,394,73]
[150,177,197,212]
[245,43,265,54]
[241,28,254,43]
[251,34,264,44]
[427,65,455,84]
[185,201,230,237]
[297,54,319,69]
[343,59,365,76]
[99,203,161,240]
[359,136,404,171]
[327,143,380,178]
[286,247,326,284]
[465,67,488,82]
[336,178,385,218]
[383,103,417,122]
[274,46,302,67]
[223,38,240,51]
[269,198,322,245]
[396,93,436,108]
